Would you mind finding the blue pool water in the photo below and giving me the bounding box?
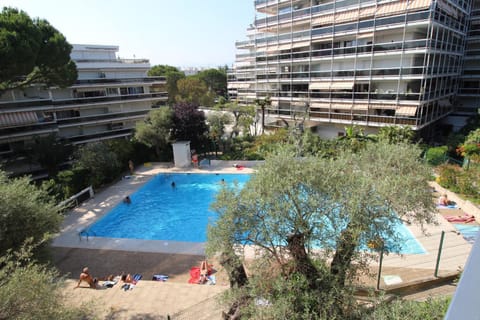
[453,224,480,244]
[88,173,425,254]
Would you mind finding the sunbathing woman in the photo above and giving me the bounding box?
[199,260,209,284]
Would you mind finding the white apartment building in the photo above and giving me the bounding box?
[0,44,167,175]
[228,0,474,139]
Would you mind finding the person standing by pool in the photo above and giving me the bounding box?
[192,151,199,168]
[128,160,134,175]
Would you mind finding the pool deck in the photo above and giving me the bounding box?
[52,162,478,319]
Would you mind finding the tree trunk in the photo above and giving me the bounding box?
[286,232,319,289]
[330,227,358,287]
[219,251,248,288]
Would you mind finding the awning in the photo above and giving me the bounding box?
[228,82,250,89]
[408,0,432,11]
[377,1,408,17]
[330,81,354,90]
[309,81,354,90]
[353,104,369,110]
[356,32,374,39]
[336,9,359,24]
[310,102,330,109]
[309,82,331,90]
[0,111,39,128]
[312,13,335,26]
[331,103,352,110]
[359,6,376,19]
[370,104,396,110]
[396,106,418,116]
[291,41,310,49]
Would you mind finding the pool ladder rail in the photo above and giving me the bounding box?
[78,229,96,241]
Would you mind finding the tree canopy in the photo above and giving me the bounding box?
[148,64,185,104]
[0,170,62,255]
[208,141,436,319]
[134,106,174,159]
[73,142,121,188]
[176,77,215,107]
[195,68,227,97]
[172,102,208,151]
[0,7,77,95]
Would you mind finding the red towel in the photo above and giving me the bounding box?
[188,267,200,284]
[445,214,476,223]
[188,265,213,284]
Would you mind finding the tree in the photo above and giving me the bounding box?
[223,102,255,137]
[338,125,376,152]
[172,102,208,151]
[134,107,174,159]
[73,142,121,188]
[0,7,77,95]
[28,134,73,176]
[0,242,94,319]
[148,65,185,104]
[254,96,271,134]
[176,77,214,107]
[207,141,436,318]
[377,126,416,144]
[0,170,62,255]
[196,68,227,97]
[207,111,232,156]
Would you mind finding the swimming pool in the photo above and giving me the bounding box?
[88,173,425,254]
[88,173,250,242]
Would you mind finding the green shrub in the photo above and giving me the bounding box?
[365,296,451,320]
[436,164,461,190]
[425,146,448,166]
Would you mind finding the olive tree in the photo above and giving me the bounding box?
[0,242,94,319]
[0,170,62,256]
[207,141,436,319]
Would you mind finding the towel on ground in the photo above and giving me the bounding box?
[445,214,476,223]
[188,265,213,284]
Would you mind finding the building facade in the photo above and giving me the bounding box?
[0,44,167,176]
[228,0,474,139]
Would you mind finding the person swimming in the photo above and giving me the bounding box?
[123,196,131,204]
[171,181,176,188]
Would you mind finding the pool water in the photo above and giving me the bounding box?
[88,173,249,242]
[88,173,425,254]
[453,224,480,244]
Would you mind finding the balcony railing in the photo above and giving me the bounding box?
[52,92,167,107]
[73,76,166,86]
[57,110,148,125]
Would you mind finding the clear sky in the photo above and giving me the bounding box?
[2,0,255,68]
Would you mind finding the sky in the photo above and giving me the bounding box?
[2,0,256,68]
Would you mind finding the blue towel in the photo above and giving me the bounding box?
[153,274,169,281]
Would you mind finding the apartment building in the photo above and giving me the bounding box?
[228,0,473,139]
[0,44,167,175]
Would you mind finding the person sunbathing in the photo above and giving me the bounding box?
[199,260,209,284]
[438,194,450,206]
[75,267,98,289]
